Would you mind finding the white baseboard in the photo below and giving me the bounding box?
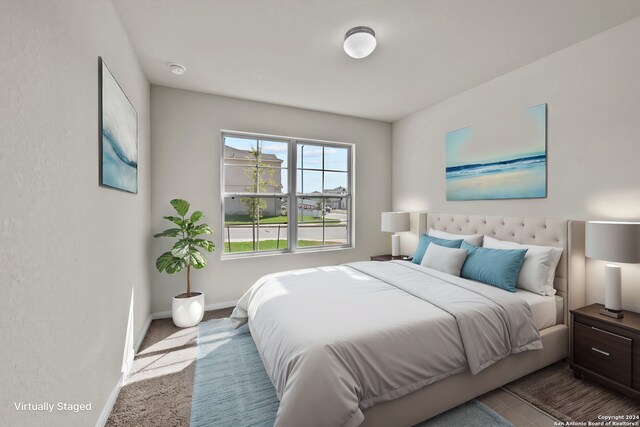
[133,314,153,353]
[95,373,124,427]
[151,299,237,320]
[205,299,238,312]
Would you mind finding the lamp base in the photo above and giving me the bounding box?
[600,308,624,319]
[391,234,401,257]
[603,263,623,317]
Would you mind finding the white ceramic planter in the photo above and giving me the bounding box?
[172,292,205,328]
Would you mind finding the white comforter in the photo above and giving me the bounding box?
[231,261,542,427]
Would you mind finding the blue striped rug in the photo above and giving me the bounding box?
[190,318,512,427]
[190,319,279,427]
[416,400,513,427]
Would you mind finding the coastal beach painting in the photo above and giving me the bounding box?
[446,104,547,200]
[99,57,138,193]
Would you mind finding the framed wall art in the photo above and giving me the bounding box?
[99,57,138,193]
[446,103,547,201]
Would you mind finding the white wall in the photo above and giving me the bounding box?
[0,1,151,426]
[151,86,391,312]
[392,17,640,312]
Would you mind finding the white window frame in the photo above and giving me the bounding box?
[221,130,355,259]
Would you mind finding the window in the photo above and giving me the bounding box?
[222,132,353,257]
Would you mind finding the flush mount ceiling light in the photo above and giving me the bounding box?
[168,62,186,75]
[343,26,376,59]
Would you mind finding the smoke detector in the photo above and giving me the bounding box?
[168,63,186,75]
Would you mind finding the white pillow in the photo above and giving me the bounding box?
[420,243,469,277]
[428,228,484,246]
[482,236,563,296]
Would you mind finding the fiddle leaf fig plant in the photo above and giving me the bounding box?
[154,199,215,297]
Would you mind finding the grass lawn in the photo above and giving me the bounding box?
[224,214,339,225]
[224,239,341,252]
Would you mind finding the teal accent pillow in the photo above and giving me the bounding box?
[460,242,528,292]
[412,235,464,265]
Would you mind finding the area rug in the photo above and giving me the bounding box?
[191,318,512,427]
[415,400,512,426]
[190,319,279,427]
[505,362,640,422]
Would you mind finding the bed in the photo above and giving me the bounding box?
[231,213,586,427]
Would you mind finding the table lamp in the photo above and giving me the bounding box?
[585,221,640,318]
[381,212,410,257]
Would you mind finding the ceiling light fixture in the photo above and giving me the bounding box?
[168,62,186,75]
[343,26,376,59]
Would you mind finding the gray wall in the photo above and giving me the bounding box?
[0,1,151,426]
[392,17,640,311]
[151,86,392,312]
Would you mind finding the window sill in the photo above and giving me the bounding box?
[220,245,354,260]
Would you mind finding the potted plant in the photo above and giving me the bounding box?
[154,199,215,328]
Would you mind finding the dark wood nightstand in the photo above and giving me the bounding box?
[370,254,412,262]
[570,303,640,400]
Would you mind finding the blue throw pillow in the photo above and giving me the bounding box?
[412,235,464,265]
[460,242,527,292]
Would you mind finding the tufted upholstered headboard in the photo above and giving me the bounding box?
[418,213,586,326]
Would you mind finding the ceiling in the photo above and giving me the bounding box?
[112,0,640,122]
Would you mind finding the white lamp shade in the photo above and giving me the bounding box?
[381,212,410,233]
[344,27,376,59]
[585,221,640,263]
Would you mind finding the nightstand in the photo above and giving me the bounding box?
[370,254,412,262]
[570,304,640,399]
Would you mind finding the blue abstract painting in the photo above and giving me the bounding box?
[100,58,137,193]
[446,104,547,200]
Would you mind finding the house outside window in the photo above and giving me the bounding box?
[221,131,353,257]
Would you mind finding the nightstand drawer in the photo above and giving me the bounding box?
[574,321,632,386]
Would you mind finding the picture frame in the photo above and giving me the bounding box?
[445,104,547,201]
[98,57,138,194]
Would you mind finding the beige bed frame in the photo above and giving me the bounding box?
[361,213,586,427]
